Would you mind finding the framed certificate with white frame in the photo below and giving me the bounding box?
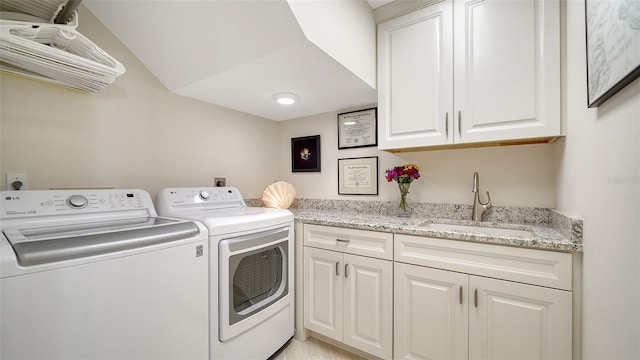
[338,156,378,195]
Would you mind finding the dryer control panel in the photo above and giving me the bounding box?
[155,187,246,214]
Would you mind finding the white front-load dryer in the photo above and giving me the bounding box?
[156,187,294,359]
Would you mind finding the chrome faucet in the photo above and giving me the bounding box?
[472,172,492,221]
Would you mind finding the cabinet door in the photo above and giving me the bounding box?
[454,0,560,143]
[303,247,343,341]
[343,254,393,359]
[469,276,572,360]
[378,0,453,149]
[394,262,469,360]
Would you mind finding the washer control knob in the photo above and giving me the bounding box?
[66,195,88,209]
[199,191,210,200]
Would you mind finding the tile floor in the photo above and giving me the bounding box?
[270,337,365,360]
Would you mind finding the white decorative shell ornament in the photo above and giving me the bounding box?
[262,181,297,209]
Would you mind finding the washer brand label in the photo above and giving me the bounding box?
[5,210,35,216]
[196,245,204,257]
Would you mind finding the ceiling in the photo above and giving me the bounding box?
[366,0,394,9]
[85,0,392,121]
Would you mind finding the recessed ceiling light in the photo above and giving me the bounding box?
[274,93,298,105]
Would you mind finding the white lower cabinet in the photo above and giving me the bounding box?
[304,247,344,340]
[343,253,393,358]
[303,225,393,359]
[303,227,574,360]
[469,275,572,360]
[304,247,393,359]
[394,234,573,360]
[394,263,468,359]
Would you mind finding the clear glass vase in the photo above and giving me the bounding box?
[397,182,411,217]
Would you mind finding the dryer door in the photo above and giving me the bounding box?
[218,226,291,341]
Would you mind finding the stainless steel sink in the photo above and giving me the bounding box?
[421,222,535,238]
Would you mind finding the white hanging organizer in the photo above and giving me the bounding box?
[0,0,125,93]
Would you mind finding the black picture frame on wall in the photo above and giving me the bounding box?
[337,156,378,195]
[337,108,378,149]
[585,0,640,107]
[291,135,321,172]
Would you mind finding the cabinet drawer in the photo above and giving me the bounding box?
[304,224,393,260]
[394,234,572,291]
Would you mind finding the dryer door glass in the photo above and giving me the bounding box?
[232,245,284,312]
[228,241,288,325]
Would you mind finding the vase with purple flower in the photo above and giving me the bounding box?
[385,164,421,217]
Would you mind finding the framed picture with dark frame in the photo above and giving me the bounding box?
[585,0,640,107]
[291,135,321,172]
[337,156,378,195]
[337,108,378,149]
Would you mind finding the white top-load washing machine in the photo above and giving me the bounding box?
[0,189,209,359]
[155,187,294,360]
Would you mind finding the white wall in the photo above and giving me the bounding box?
[277,108,556,207]
[555,1,640,358]
[0,7,280,199]
[288,0,377,88]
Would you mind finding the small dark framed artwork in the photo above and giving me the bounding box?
[291,135,321,172]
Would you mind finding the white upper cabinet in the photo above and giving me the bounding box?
[454,0,561,143]
[377,0,561,151]
[378,1,454,149]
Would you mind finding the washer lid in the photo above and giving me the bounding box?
[2,217,201,266]
[166,206,293,235]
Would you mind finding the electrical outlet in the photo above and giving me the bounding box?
[6,173,28,190]
[214,177,226,187]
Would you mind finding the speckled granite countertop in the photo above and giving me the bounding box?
[259,198,583,253]
[245,198,583,252]
[292,209,582,252]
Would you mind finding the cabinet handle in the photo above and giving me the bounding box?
[458,111,462,137]
[474,288,478,308]
[445,112,449,136]
[336,238,350,243]
[336,262,340,276]
[345,263,349,278]
[459,286,463,305]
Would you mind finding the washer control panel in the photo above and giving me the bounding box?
[0,189,153,218]
[155,187,245,214]
[66,194,89,209]
[198,191,210,200]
